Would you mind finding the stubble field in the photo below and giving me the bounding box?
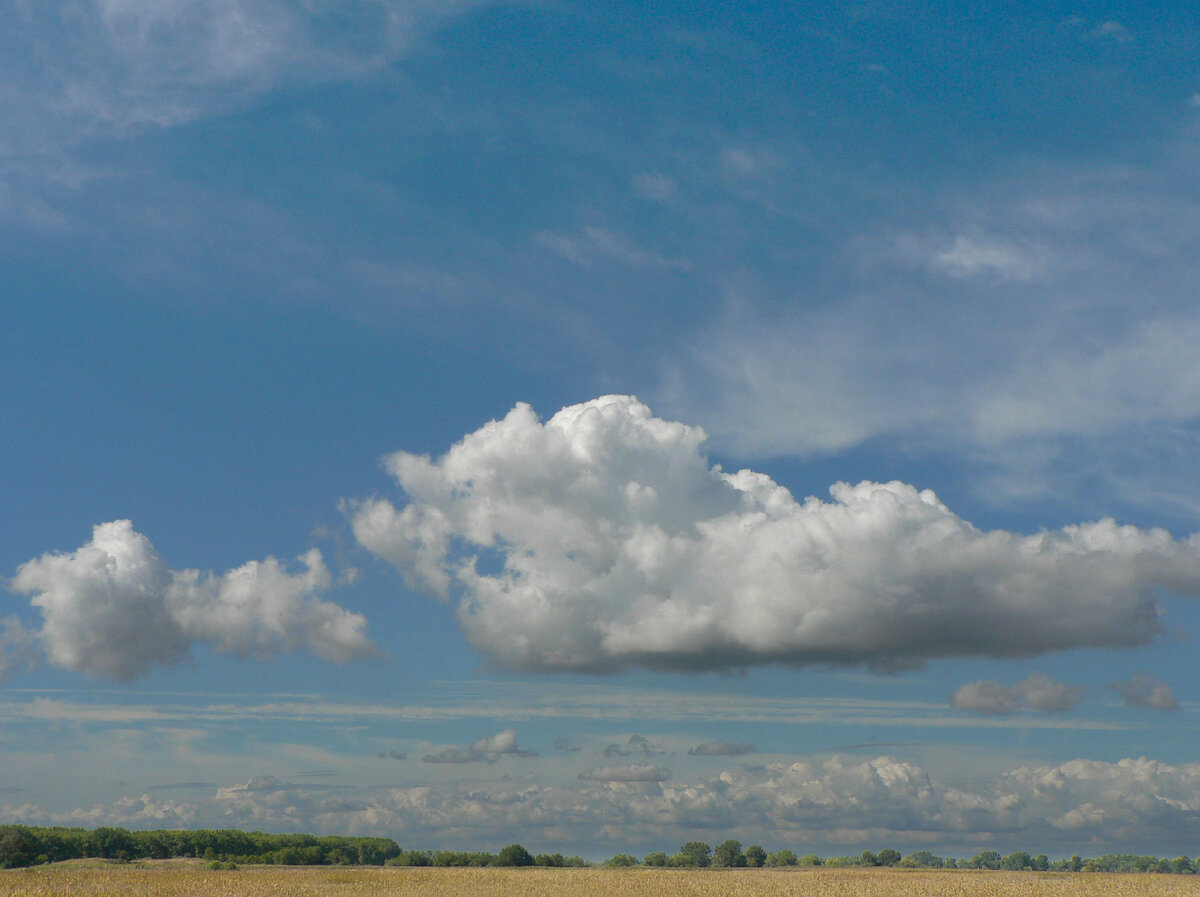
[5,864,1200,897]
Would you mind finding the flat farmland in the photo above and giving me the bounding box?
[5,865,1200,897]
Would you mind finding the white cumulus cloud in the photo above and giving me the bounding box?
[10,520,376,680]
[352,395,1200,673]
[422,728,537,764]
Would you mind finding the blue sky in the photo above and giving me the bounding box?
[4,0,1200,860]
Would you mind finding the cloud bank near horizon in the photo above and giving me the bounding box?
[13,753,1200,856]
[9,520,375,680]
[353,395,1200,674]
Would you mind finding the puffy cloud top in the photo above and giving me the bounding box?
[352,396,1200,673]
[11,520,375,680]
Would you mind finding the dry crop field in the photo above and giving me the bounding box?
[5,863,1200,897]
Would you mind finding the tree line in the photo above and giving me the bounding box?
[608,841,1198,874]
[0,826,402,869]
[1,825,1197,874]
[0,826,588,870]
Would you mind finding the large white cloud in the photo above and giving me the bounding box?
[351,395,1200,673]
[10,520,375,680]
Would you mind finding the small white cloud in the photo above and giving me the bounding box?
[11,521,376,680]
[720,146,780,179]
[932,234,1044,280]
[603,734,665,757]
[1092,21,1132,42]
[953,673,1086,715]
[422,728,536,764]
[632,173,677,202]
[953,680,1020,715]
[535,226,690,270]
[1017,673,1089,712]
[352,396,1200,674]
[1110,672,1179,711]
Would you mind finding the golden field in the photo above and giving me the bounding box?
[5,864,1200,897]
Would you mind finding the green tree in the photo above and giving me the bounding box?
[605,853,638,867]
[495,844,534,867]
[968,850,1002,870]
[765,849,798,867]
[876,848,901,867]
[0,828,34,869]
[744,845,766,868]
[860,850,879,867]
[679,841,712,867]
[712,839,745,868]
[798,853,822,867]
[643,852,668,867]
[1001,851,1031,871]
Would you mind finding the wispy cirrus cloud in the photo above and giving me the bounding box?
[0,0,500,155]
[655,153,1200,521]
[0,682,1128,732]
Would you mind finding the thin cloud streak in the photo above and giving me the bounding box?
[0,685,1130,731]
